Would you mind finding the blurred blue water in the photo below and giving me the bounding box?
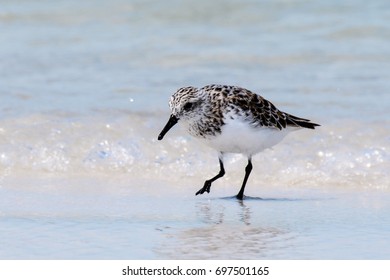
[1,0,390,260]
[1,0,389,119]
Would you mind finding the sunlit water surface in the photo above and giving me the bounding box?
[0,0,389,259]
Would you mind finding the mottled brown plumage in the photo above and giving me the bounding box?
[199,84,319,131]
[158,84,320,199]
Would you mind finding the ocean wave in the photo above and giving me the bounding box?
[0,112,388,190]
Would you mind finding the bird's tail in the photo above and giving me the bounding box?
[285,113,320,129]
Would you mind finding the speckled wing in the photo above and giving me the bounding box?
[228,88,319,130]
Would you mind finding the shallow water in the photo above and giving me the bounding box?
[1,0,390,259]
[1,181,389,259]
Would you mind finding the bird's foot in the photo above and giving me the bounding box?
[195,180,212,196]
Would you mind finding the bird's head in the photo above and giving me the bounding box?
[158,86,205,140]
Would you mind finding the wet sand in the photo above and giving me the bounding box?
[1,176,389,259]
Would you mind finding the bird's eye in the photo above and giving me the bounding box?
[183,102,193,111]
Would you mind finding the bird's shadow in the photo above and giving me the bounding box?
[195,194,334,226]
[218,195,332,202]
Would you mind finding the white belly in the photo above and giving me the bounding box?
[200,118,295,156]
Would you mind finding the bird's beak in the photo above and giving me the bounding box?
[158,114,178,140]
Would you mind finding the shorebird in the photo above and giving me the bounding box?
[158,84,319,199]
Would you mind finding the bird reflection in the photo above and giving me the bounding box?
[196,197,253,225]
[155,198,292,259]
[237,199,252,225]
[196,200,225,225]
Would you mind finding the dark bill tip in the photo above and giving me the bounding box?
[158,114,178,140]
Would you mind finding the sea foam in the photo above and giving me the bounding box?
[1,112,388,191]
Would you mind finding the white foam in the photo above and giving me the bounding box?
[0,113,388,191]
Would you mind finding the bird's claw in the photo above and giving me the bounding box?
[195,181,211,196]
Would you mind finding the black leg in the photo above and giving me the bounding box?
[236,158,252,200]
[196,156,225,196]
